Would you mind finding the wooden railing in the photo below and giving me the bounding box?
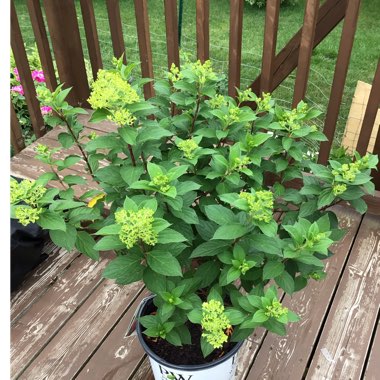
[10,0,380,189]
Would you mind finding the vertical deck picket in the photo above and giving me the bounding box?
[356,60,380,155]
[43,0,90,106]
[196,0,209,63]
[228,0,244,98]
[260,0,280,94]
[292,0,319,108]
[318,0,361,165]
[27,0,58,91]
[164,0,180,69]
[80,0,103,80]
[106,0,127,64]
[11,100,25,154]
[11,1,45,138]
[134,0,155,99]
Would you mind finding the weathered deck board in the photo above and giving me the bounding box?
[77,289,149,380]
[363,319,380,380]
[11,245,80,325]
[11,251,114,379]
[246,206,363,379]
[306,212,380,380]
[19,281,144,380]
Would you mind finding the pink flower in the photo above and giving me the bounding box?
[11,85,24,95]
[13,68,20,81]
[32,70,45,83]
[40,106,53,115]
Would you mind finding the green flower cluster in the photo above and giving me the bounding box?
[279,108,301,131]
[151,174,171,193]
[107,108,136,126]
[167,63,182,83]
[189,59,217,85]
[332,156,370,183]
[36,86,53,105]
[238,88,256,103]
[264,299,288,319]
[11,179,46,206]
[201,300,231,349]
[208,94,226,109]
[14,206,42,226]
[88,70,140,110]
[223,106,240,125]
[239,190,274,223]
[239,260,251,275]
[115,208,157,249]
[231,156,250,172]
[35,144,51,160]
[178,139,199,159]
[305,232,327,249]
[88,131,98,140]
[256,93,272,112]
[332,183,347,196]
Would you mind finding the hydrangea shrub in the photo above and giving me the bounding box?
[10,57,378,357]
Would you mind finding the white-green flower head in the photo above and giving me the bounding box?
[115,208,157,249]
[201,300,231,349]
[11,178,46,206]
[239,189,274,223]
[177,138,199,159]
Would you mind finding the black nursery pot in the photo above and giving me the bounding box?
[136,295,244,380]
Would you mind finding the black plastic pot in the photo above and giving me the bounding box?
[136,295,244,380]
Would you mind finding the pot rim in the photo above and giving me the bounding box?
[135,294,244,372]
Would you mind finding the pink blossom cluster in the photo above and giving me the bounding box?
[40,106,52,115]
[11,85,24,96]
[32,70,45,83]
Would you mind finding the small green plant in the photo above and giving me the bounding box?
[244,0,299,8]
[10,57,378,358]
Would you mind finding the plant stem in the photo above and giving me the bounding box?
[141,152,148,171]
[50,164,68,189]
[127,144,136,166]
[189,91,202,135]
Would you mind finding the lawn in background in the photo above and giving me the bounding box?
[14,0,380,147]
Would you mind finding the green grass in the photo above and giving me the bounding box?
[14,0,380,146]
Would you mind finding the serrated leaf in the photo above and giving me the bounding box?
[75,231,99,260]
[212,224,248,240]
[50,224,77,251]
[147,250,182,276]
[37,211,66,231]
[263,261,285,280]
[103,253,144,284]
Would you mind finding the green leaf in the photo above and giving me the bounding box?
[58,132,74,148]
[85,135,123,152]
[50,224,77,251]
[63,175,86,185]
[264,319,286,335]
[95,224,121,235]
[299,199,318,217]
[201,337,215,358]
[37,211,66,231]
[147,250,182,277]
[165,330,182,346]
[50,200,86,211]
[119,126,137,145]
[257,219,278,237]
[137,125,173,143]
[224,308,246,325]
[93,235,125,251]
[190,240,230,258]
[194,261,220,288]
[120,165,145,186]
[248,132,271,148]
[204,205,236,225]
[263,261,285,280]
[317,188,335,208]
[275,271,295,294]
[95,166,124,186]
[252,309,269,323]
[157,229,187,244]
[249,234,282,256]
[349,198,367,214]
[75,231,99,260]
[188,309,202,324]
[103,253,144,284]
[212,224,248,240]
[89,108,111,123]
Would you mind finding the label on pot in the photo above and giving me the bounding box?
[148,351,239,380]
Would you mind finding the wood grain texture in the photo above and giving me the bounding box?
[130,357,154,380]
[260,0,280,94]
[20,280,143,380]
[363,319,380,380]
[164,0,180,69]
[43,0,90,106]
[11,252,113,379]
[106,0,127,63]
[11,99,25,153]
[80,0,103,79]
[318,0,361,165]
[292,0,319,107]
[196,0,209,63]
[11,1,45,138]
[77,290,149,380]
[228,0,244,98]
[246,205,362,380]
[27,0,58,91]
[134,0,155,99]
[306,212,380,380]
[11,247,80,325]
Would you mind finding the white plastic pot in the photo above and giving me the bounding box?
[136,295,244,380]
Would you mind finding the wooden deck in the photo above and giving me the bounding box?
[10,119,380,380]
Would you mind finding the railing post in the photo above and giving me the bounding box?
[43,0,90,106]
[11,1,45,138]
[196,0,210,63]
[11,100,25,154]
[164,0,180,69]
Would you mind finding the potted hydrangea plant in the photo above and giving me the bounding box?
[10,57,378,380]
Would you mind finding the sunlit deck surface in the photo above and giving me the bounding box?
[11,119,380,380]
